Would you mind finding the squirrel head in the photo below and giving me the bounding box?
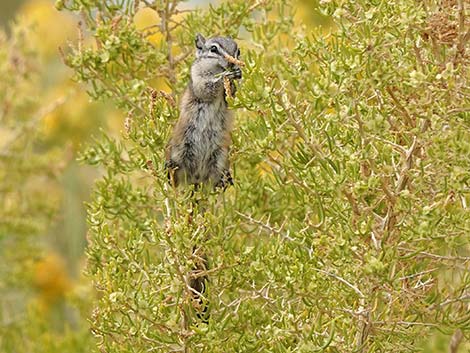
[194,33,240,70]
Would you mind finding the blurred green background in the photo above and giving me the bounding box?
[0,1,123,351]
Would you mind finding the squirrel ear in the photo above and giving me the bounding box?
[195,33,206,50]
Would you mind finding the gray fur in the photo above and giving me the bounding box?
[165,34,241,188]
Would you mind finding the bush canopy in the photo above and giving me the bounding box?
[55,0,470,351]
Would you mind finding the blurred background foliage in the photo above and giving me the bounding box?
[0,0,122,351]
[1,0,469,352]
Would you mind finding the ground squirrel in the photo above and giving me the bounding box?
[165,33,242,189]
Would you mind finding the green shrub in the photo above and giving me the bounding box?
[59,0,470,351]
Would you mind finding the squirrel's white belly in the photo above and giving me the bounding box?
[185,102,227,183]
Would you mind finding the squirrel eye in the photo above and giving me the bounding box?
[210,45,219,54]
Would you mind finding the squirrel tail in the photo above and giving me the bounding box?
[190,247,209,323]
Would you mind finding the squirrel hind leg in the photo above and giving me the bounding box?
[215,169,233,190]
[165,159,180,187]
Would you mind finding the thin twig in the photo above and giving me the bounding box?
[385,86,414,126]
[313,268,365,298]
[236,211,294,242]
[454,0,468,63]
[398,268,438,280]
[449,329,463,353]
[398,247,470,262]
[373,320,438,327]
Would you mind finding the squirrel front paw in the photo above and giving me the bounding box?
[224,67,242,80]
[164,159,179,170]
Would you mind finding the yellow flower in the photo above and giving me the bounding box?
[33,253,71,306]
[19,0,76,59]
[134,7,163,45]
